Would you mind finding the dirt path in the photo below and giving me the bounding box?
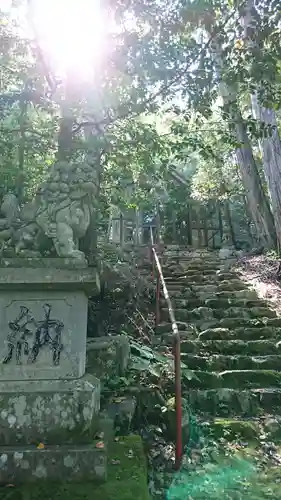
[235,254,281,315]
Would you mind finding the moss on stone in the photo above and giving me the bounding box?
[249,307,276,318]
[1,436,149,500]
[187,387,281,417]
[211,418,259,441]
[187,369,281,390]
[180,339,281,356]
[219,369,281,389]
[219,317,265,329]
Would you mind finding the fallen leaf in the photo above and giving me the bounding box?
[96,441,105,449]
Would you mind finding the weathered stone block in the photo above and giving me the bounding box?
[86,336,130,383]
[0,263,100,292]
[0,290,88,380]
[0,263,99,380]
[0,375,100,445]
[0,443,106,483]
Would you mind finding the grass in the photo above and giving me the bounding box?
[0,435,150,500]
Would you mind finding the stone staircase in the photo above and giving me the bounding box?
[155,245,281,436]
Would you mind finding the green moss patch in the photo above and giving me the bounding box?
[0,436,149,500]
[180,339,281,355]
[211,418,259,441]
[186,369,281,390]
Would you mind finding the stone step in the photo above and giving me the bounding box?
[179,339,281,356]
[198,326,278,341]
[207,416,281,441]
[164,279,248,292]
[185,369,281,390]
[219,317,281,329]
[163,273,240,285]
[217,280,249,291]
[164,269,218,278]
[160,298,269,310]
[8,435,149,499]
[0,443,107,483]
[205,298,269,309]
[206,418,260,441]
[215,290,258,300]
[187,388,281,416]
[163,261,222,272]
[157,325,278,343]
[181,354,281,371]
[156,317,281,335]
[163,247,218,255]
[161,306,276,323]
[188,285,252,300]
[161,287,257,301]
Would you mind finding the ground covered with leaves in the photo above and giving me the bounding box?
[235,253,281,314]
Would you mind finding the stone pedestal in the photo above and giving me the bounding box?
[0,259,106,484]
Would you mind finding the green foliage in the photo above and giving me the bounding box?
[0,0,280,245]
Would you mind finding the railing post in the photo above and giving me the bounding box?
[150,226,182,470]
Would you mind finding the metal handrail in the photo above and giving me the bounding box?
[149,227,182,470]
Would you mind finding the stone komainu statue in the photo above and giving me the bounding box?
[0,162,96,259]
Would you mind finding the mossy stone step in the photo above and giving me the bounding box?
[208,418,260,441]
[189,285,253,300]
[215,290,258,300]
[164,274,240,285]
[218,317,280,329]
[164,259,221,267]
[179,339,281,355]
[161,298,269,310]
[164,269,218,278]
[191,278,248,289]
[212,307,276,320]
[217,280,248,291]
[158,317,280,334]
[164,295,270,318]
[198,326,278,340]
[205,298,269,309]
[164,266,221,276]
[162,307,276,323]
[186,369,281,390]
[164,276,214,284]
[181,354,281,371]
[187,388,281,416]
[158,338,281,355]
[4,436,149,500]
[162,307,214,322]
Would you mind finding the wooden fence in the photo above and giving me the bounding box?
[106,201,227,249]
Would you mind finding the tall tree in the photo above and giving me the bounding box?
[242,0,281,251]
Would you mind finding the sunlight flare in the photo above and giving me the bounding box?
[30,0,108,79]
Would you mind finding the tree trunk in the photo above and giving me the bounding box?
[251,98,281,250]
[209,36,276,249]
[242,0,281,252]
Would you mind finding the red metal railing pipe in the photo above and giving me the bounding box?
[149,227,182,470]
